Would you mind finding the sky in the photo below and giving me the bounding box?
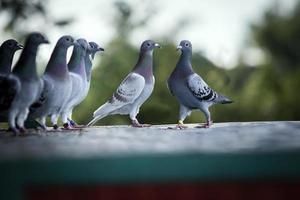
[1,0,298,68]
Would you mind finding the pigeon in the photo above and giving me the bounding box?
[87,40,160,127]
[0,39,23,118]
[8,32,49,133]
[167,40,233,129]
[62,39,89,129]
[85,42,104,84]
[29,35,74,130]
[0,39,23,75]
[67,41,104,127]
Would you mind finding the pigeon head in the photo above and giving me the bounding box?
[140,40,161,53]
[26,32,49,46]
[57,35,74,48]
[88,42,104,59]
[1,39,23,52]
[177,40,192,53]
[74,38,89,56]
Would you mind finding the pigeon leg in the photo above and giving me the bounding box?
[67,111,76,127]
[169,104,190,129]
[51,114,59,130]
[130,106,151,127]
[67,114,81,128]
[8,109,19,135]
[16,108,29,134]
[39,117,47,131]
[61,112,71,129]
[176,120,188,129]
[195,107,212,128]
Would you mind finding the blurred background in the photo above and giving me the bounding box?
[1,0,300,125]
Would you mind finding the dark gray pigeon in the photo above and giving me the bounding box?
[167,40,233,129]
[87,40,160,127]
[8,32,49,133]
[0,39,23,117]
[62,38,89,129]
[0,39,23,75]
[29,35,74,130]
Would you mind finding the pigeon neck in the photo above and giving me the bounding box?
[133,51,153,81]
[68,47,86,78]
[176,51,194,74]
[45,45,69,78]
[84,54,93,82]
[13,43,39,79]
[0,47,14,75]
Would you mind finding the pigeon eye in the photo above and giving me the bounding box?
[66,38,70,41]
[185,43,189,47]
[147,43,151,47]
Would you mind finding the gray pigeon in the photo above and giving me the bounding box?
[67,41,104,127]
[0,39,23,75]
[167,40,233,129]
[85,42,104,84]
[8,32,49,133]
[29,35,74,130]
[62,39,89,129]
[87,40,160,127]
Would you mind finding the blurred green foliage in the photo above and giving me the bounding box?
[74,1,300,125]
[2,1,300,125]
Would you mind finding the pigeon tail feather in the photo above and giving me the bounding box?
[215,94,233,104]
[87,103,117,126]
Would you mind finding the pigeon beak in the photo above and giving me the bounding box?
[176,45,182,51]
[97,47,105,52]
[154,43,161,48]
[17,44,23,49]
[43,38,50,44]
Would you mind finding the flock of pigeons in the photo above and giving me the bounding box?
[0,32,103,134]
[0,32,232,135]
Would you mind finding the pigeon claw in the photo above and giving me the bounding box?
[131,120,151,128]
[63,123,71,130]
[53,124,59,130]
[168,120,188,129]
[195,121,213,128]
[19,127,27,134]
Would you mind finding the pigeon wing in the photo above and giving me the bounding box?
[186,73,217,102]
[0,74,21,111]
[93,72,145,117]
[30,76,54,111]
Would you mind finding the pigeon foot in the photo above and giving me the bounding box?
[132,120,151,128]
[53,124,59,130]
[168,120,188,129]
[195,121,213,128]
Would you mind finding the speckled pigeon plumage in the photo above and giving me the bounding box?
[29,35,74,130]
[167,40,233,129]
[87,40,160,127]
[8,32,48,133]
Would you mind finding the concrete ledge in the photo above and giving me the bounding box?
[0,121,300,200]
[0,121,299,160]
